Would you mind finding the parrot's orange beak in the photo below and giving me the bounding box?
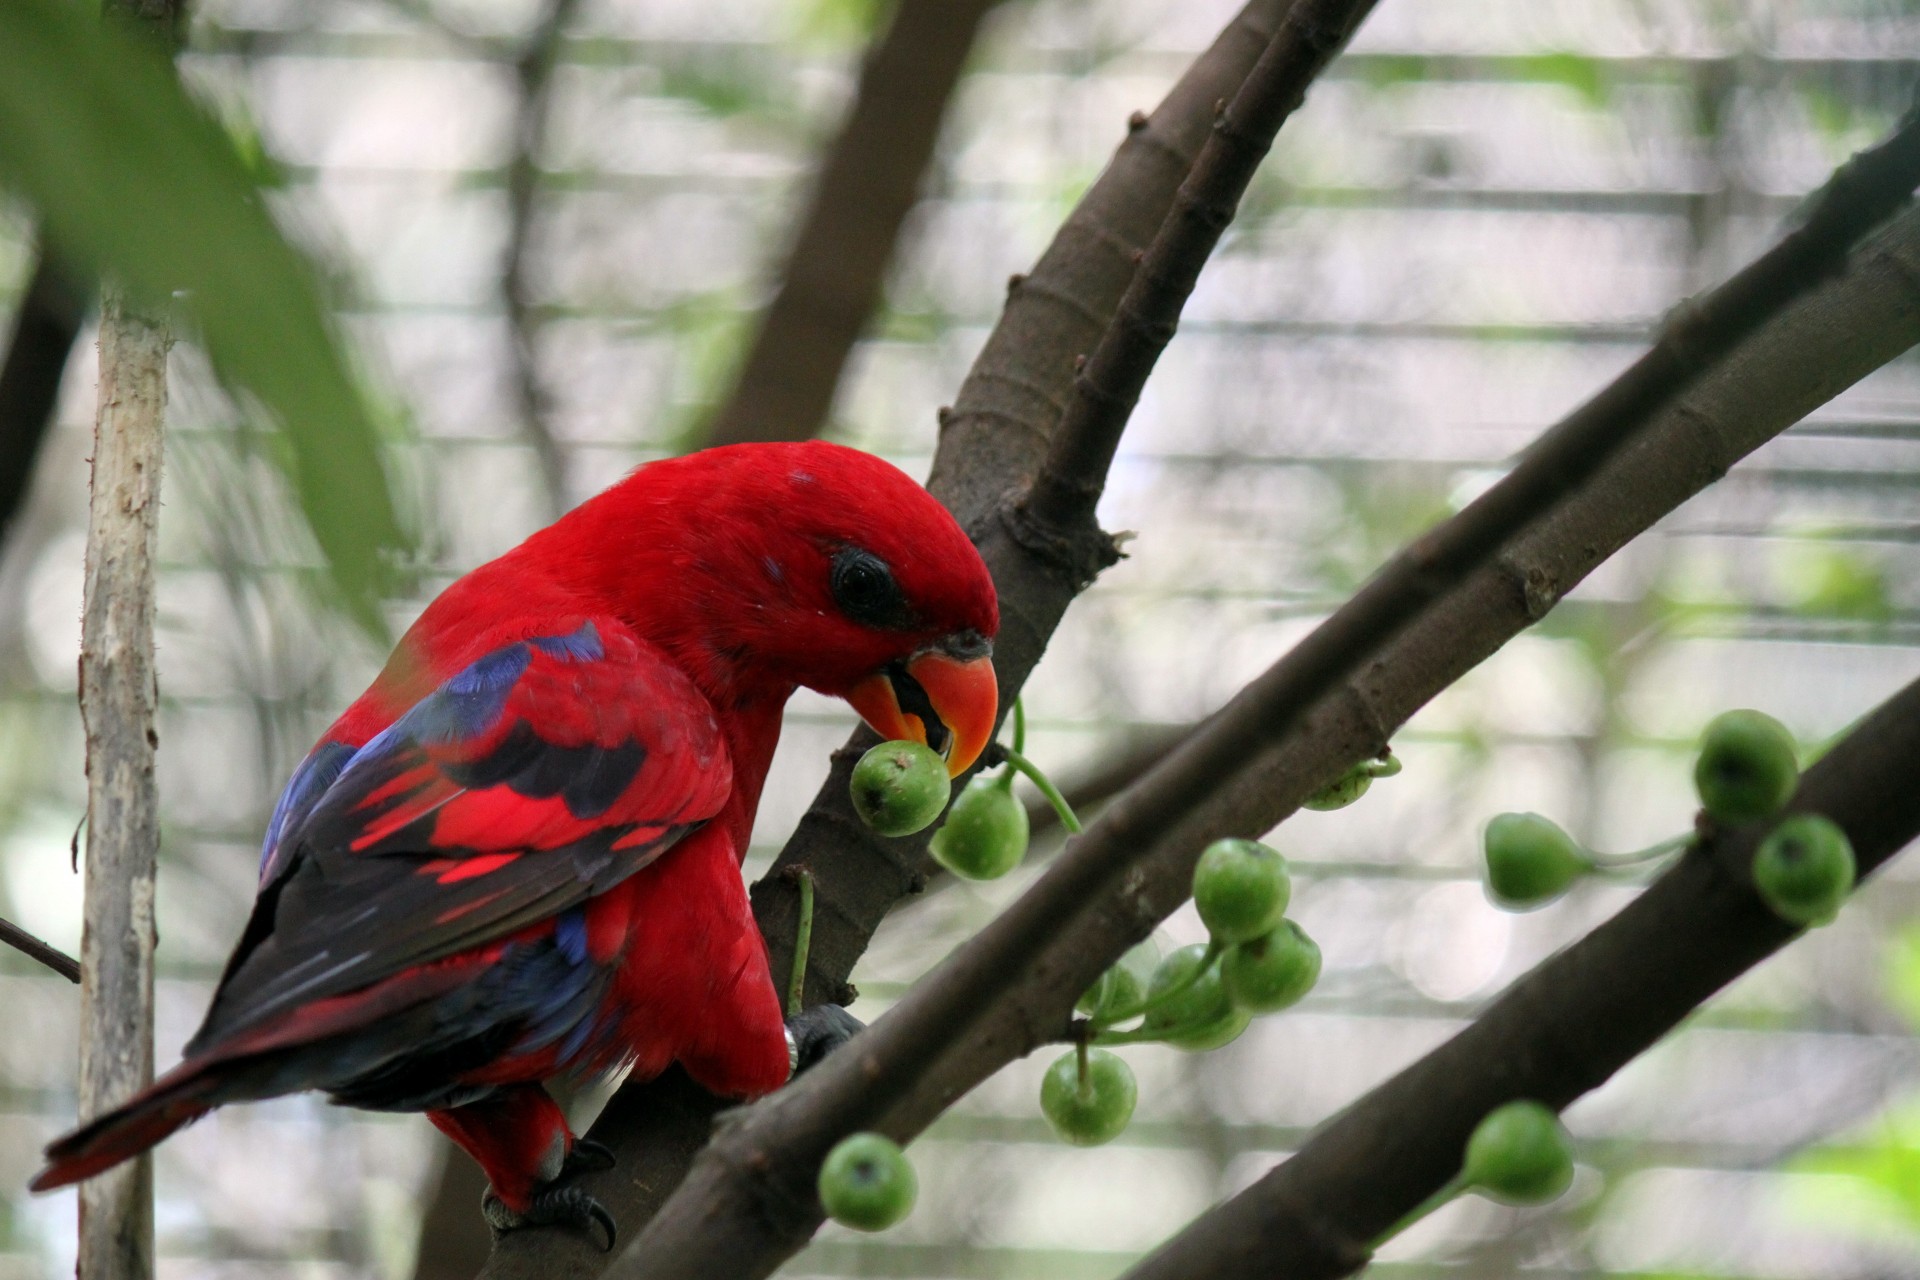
[846,641,997,778]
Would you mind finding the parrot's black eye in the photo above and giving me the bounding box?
[830,548,915,630]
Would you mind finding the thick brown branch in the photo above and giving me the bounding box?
[601,5,1388,1279]
[1022,0,1378,528]
[0,250,89,542]
[867,183,1920,1204]
[474,2,1298,1277]
[501,0,581,516]
[700,0,1005,447]
[0,914,81,983]
[1121,674,1920,1280]
[603,121,1920,1280]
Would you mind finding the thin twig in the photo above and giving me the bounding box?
[0,915,80,983]
[603,98,1920,1280]
[501,0,581,517]
[1120,673,1920,1280]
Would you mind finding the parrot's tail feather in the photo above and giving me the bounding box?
[30,1062,222,1192]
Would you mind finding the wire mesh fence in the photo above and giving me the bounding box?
[3,0,1920,1275]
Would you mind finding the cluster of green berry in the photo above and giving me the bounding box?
[848,700,1077,879]
[1481,709,1857,927]
[811,836,1322,1232]
[1040,836,1323,1147]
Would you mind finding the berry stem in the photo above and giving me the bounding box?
[1011,695,1027,756]
[786,868,815,1018]
[1371,1173,1467,1248]
[1075,1038,1090,1095]
[1363,752,1402,779]
[1003,747,1082,834]
[1089,940,1225,1032]
[1586,831,1692,869]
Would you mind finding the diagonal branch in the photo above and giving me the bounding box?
[608,101,1920,1280]
[601,4,1385,1279]
[0,248,89,542]
[476,0,1308,1275]
[699,0,1007,448]
[1020,0,1376,530]
[1121,672,1920,1280]
[861,160,1920,1209]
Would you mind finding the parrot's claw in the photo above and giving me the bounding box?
[483,1184,618,1252]
[562,1137,617,1175]
[785,1004,865,1076]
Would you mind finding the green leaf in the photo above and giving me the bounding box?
[0,0,410,636]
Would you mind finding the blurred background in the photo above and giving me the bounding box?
[4,0,1920,1276]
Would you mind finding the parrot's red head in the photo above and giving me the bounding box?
[538,441,1000,776]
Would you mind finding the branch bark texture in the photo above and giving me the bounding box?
[701,0,1005,447]
[1021,0,1377,528]
[607,129,1920,1280]
[1120,672,1920,1280]
[477,1,1301,1276]
[77,287,167,1280]
[0,250,88,542]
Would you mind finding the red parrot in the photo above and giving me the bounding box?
[32,441,998,1244]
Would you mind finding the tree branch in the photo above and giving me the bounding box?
[476,1,1303,1276]
[77,285,168,1280]
[1020,0,1375,529]
[598,5,1384,1279]
[861,156,1920,1203]
[501,0,581,517]
[1121,672,1920,1280]
[0,248,88,542]
[602,105,1920,1280]
[76,8,180,1276]
[0,914,81,982]
[699,0,1007,448]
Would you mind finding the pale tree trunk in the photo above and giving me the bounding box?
[77,288,168,1280]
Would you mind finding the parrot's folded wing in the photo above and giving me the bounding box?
[188,617,732,1056]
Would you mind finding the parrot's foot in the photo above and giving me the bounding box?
[562,1137,617,1176]
[483,1183,618,1252]
[786,1004,865,1075]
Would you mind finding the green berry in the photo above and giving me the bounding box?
[1077,940,1159,1021]
[1483,813,1592,909]
[930,775,1029,880]
[1695,709,1799,825]
[818,1132,917,1231]
[1752,813,1856,926]
[1223,921,1322,1014]
[1143,943,1249,1051]
[1039,1048,1137,1146]
[1302,766,1371,812]
[1463,1101,1574,1205]
[1191,838,1291,944]
[850,741,951,837]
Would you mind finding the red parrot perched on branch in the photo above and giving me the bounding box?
[33,441,998,1244]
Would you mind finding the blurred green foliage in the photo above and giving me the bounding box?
[0,0,411,636]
